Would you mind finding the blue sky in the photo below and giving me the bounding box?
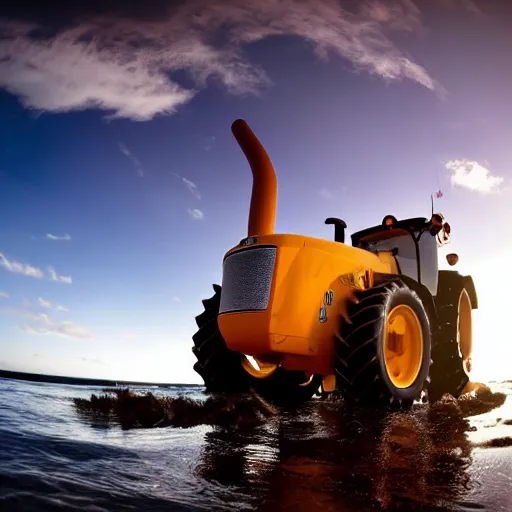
[0,0,511,383]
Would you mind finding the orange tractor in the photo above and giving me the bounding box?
[192,120,477,407]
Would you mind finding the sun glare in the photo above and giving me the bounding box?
[465,252,512,383]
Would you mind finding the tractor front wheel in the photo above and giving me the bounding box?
[334,277,432,408]
[192,284,323,405]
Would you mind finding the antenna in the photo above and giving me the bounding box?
[431,189,443,216]
[431,167,443,217]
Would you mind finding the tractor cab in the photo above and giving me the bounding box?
[350,214,451,296]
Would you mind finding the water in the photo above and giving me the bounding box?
[1,378,512,511]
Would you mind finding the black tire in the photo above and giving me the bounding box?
[428,272,473,402]
[192,284,323,405]
[334,277,432,408]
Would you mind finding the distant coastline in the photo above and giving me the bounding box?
[0,369,202,388]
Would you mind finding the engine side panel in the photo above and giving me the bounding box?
[217,234,396,375]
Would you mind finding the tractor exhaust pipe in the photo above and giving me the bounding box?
[231,119,277,237]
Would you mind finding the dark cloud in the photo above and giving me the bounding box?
[1,0,487,122]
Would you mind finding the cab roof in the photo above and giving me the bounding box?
[351,217,430,247]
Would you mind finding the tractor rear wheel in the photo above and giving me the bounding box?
[428,272,473,402]
[192,284,323,405]
[334,277,432,408]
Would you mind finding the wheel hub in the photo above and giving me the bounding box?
[383,304,423,389]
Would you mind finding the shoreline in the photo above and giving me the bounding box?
[0,369,202,388]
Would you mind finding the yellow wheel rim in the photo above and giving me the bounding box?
[241,355,279,379]
[383,304,423,389]
[457,289,472,373]
[298,374,315,387]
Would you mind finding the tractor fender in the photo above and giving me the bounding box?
[462,275,478,310]
[437,270,478,310]
[372,272,437,327]
[399,274,438,326]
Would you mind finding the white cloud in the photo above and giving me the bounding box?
[9,297,68,313]
[363,0,424,33]
[47,266,72,284]
[172,296,181,303]
[182,178,201,200]
[0,252,44,279]
[0,291,9,299]
[0,252,72,284]
[188,208,204,220]
[0,22,194,121]
[204,136,216,151]
[0,0,441,122]
[445,159,505,194]
[46,233,71,241]
[319,188,333,200]
[119,142,144,177]
[173,173,201,200]
[21,313,93,339]
[37,297,52,309]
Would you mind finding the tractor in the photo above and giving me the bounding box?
[192,119,477,408]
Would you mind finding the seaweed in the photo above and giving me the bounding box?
[73,388,277,430]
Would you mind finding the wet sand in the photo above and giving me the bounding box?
[73,381,512,511]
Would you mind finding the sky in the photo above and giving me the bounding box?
[0,0,511,384]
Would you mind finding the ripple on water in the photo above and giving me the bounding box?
[2,379,512,511]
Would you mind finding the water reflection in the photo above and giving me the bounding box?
[69,384,508,510]
[196,399,476,511]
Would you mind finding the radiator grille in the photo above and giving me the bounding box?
[219,246,276,314]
